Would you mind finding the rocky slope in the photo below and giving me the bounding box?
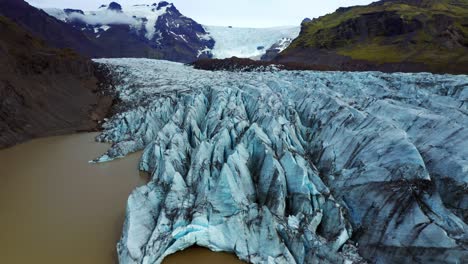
[277,0,468,74]
[0,0,101,56]
[93,58,467,263]
[0,16,112,149]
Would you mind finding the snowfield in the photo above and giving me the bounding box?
[204,25,300,59]
[93,58,468,264]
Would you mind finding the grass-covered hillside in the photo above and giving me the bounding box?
[278,0,468,74]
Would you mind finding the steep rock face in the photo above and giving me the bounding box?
[93,58,467,263]
[278,0,468,74]
[153,3,215,62]
[43,2,214,62]
[0,16,113,149]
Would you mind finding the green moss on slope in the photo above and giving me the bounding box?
[283,0,468,72]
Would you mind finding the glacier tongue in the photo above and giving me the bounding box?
[93,58,468,264]
[204,26,300,59]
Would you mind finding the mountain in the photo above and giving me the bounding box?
[0,15,112,149]
[2,0,299,62]
[42,2,300,62]
[0,0,101,56]
[277,0,468,74]
[43,1,215,62]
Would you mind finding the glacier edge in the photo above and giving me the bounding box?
[93,58,468,264]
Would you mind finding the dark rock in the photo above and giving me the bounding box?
[108,2,122,12]
[157,1,170,10]
[0,16,113,149]
[261,38,293,61]
[147,4,214,62]
[81,24,165,59]
[261,48,281,61]
[192,57,335,72]
[64,9,84,15]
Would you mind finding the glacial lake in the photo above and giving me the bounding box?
[0,133,244,263]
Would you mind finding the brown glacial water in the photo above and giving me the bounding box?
[0,133,244,264]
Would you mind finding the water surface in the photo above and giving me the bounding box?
[0,133,244,263]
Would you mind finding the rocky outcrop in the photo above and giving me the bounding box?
[0,16,113,149]
[151,3,215,62]
[278,0,468,74]
[261,38,295,61]
[108,2,123,12]
[93,58,468,263]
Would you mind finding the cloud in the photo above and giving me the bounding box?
[68,11,136,25]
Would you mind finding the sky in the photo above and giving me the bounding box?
[26,0,376,27]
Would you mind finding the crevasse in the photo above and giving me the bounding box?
[93,58,468,264]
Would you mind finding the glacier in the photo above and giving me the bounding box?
[204,25,300,59]
[93,58,468,264]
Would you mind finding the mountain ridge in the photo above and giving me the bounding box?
[0,0,102,56]
[276,0,468,74]
[42,2,300,62]
[42,1,215,62]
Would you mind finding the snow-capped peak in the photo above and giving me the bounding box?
[40,2,214,62]
[39,2,299,62]
[125,3,172,40]
[43,2,176,40]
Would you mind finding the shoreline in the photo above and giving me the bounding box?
[0,132,246,263]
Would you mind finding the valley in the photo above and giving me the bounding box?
[0,1,467,264]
